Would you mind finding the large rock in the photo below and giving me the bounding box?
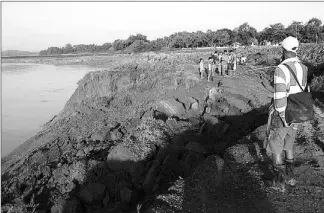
[109,129,123,141]
[155,99,186,118]
[51,161,87,194]
[79,182,106,204]
[203,114,230,139]
[106,140,156,178]
[203,114,219,125]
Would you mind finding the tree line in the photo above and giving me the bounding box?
[39,17,324,55]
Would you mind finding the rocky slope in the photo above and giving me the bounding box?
[2,49,324,213]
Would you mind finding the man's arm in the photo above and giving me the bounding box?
[274,67,288,126]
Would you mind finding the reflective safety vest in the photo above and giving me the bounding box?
[273,57,308,116]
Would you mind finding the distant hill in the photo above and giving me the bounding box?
[2,50,39,57]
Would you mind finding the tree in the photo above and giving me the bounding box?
[125,33,148,47]
[286,21,304,41]
[101,42,112,51]
[305,18,322,43]
[63,43,74,54]
[237,23,257,45]
[112,39,126,51]
[215,29,231,46]
[231,28,243,44]
[206,30,217,47]
[320,26,324,43]
[269,23,286,43]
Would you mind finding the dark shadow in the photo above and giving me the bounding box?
[304,61,324,81]
[59,103,277,213]
[2,104,277,213]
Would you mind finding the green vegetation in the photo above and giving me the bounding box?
[2,50,38,57]
[39,17,324,55]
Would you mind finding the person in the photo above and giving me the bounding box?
[230,49,237,75]
[267,36,308,192]
[199,58,205,79]
[221,50,229,76]
[207,56,214,81]
[239,56,247,65]
[228,49,235,76]
[215,51,222,75]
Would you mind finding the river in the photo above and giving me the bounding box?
[2,63,107,157]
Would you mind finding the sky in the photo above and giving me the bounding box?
[2,2,324,52]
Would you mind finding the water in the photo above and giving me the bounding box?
[2,63,107,157]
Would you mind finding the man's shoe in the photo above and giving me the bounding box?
[285,159,297,186]
[270,164,286,193]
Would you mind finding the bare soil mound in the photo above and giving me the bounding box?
[2,49,324,213]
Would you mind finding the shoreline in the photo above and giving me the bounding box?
[2,45,324,213]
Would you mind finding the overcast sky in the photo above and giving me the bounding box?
[2,2,324,52]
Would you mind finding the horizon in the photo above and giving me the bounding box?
[2,2,324,52]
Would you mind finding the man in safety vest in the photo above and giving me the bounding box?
[267,36,308,192]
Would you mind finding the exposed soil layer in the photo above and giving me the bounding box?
[2,49,324,213]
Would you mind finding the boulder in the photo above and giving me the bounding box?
[84,145,94,154]
[203,114,219,125]
[190,102,199,110]
[79,182,106,204]
[107,145,135,171]
[202,114,230,139]
[123,118,141,133]
[251,124,267,142]
[208,87,220,102]
[109,129,123,141]
[91,127,110,142]
[107,141,156,178]
[142,109,154,118]
[155,99,186,117]
[90,132,105,142]
[76,150,85,157]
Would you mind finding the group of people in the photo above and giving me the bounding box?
[199,36,314,193]
[199,49,237,81]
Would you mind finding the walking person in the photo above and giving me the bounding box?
[267,36,313,192]
[199,58,205,79]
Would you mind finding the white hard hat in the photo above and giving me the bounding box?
[281,36,299,53]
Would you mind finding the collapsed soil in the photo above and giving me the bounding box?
[1,49,324,213]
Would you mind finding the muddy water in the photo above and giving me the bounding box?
[2,63,109,157]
